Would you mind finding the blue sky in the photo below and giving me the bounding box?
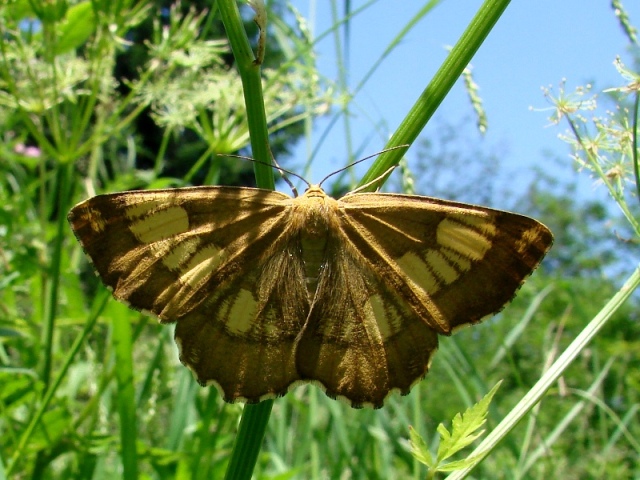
[285,1,640,200]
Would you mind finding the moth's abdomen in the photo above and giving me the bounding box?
[299,231,328,297]
[292,185,340,298]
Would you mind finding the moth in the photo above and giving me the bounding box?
[68,173,553,408]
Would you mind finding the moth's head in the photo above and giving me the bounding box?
[301,185,326,198]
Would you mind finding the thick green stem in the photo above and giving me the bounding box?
[217,1,276,478]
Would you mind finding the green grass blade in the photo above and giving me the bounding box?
[518,358,615,475]
[110,302,139,480]
[40,162,73,390]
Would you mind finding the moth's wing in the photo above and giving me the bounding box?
[295,235,439,408]
[336,192,553,333]
[68,186,309,402]
[295,192,552,408]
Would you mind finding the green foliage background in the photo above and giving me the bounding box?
[1,0,639,479]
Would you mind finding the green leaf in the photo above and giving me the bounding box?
[434,453,487,472]
[436,381,501,464]
[55,2,96,55]
[4,0,36,21]
[408,426,434,467]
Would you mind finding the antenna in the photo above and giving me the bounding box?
[317,144,409,187]
[345,165,398,195]
[217,154,311,196]
[219,143,409,194]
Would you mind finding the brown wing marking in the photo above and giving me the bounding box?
[68,187,292,319]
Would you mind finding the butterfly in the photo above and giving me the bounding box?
[68,176,553,408]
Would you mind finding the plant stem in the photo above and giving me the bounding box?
[218,0,274,190]
[217,1,276,478]
[223,400,274,480]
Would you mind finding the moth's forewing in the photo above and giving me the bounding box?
[337,193,553,332]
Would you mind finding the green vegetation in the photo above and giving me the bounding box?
[1,1,638,479]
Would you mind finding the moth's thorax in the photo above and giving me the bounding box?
[291,185,340,297]
[291,185,340,235]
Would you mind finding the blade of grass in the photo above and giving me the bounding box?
[110,302,139,480]
[302,0,444,180]
[193,390,233,480]
[518,359,614,476]
[352,0,444,104]
[489,285,555,369]
[329,0,354,177]
[40,162,73,390]
[166,368,198,451]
